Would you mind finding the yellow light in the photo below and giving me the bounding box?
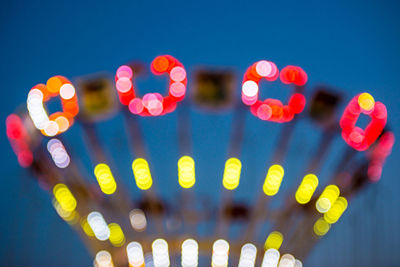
[94,163,117,195]
[52,198,79,224]
[295,174,319,204]
[264,231,283,250]
[313,217,330,237]
[178,156,195,188]
[53,183,77,212]
[358,92,375,112]
[108,223,125,247]
[222,158,242,190]
[324,196,348,224]
[263,164,284,196]
[132,158,153,190]
[80,218,95,237]
[315,185,340,213]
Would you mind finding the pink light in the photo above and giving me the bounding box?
[257,104,272,120]
[169,82,186,98]
[129,98,144,114]
[116,77,132,93]
[170,66,186,82]
[116,65,133,79]
[255,61,273,77]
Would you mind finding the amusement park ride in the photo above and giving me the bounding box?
[6,55,394,266]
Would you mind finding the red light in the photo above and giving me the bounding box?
[280,66,308,86]
[6,114,33,168]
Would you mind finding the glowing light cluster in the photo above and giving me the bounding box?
[27,76,78,136]
[152,238,170,267]
[265,231,283,250]
[115,55,187,116]
[324,196,348,224]
[53,183,77,212]
[315,185,340,213]
[261,248,280,267]
[212,239,230,267]
[295,174,319,204]
[242,60,307,122]
[108,223,125,247]
[368,131,395,182]
[47,139,70,168]
[94,163,117,195]
[340,93,387,151]
[222,158,242,190]
[278,254,295,267]
[132,158,153,190]
[238,243,257,267]
[181,239,199,267]
[263,165,284,196]
[94,250,114,267]
[178,156,195,188]
[6,114,33,167]
[127,242,145,267]
[52,198,79,224]
[129,209,147,232]
[88,211,110,241]
[313,217,331,237]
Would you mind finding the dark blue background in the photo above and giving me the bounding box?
[1,0,399,266]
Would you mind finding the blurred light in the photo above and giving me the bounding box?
[238,243,257,267]
[263,165,284,196]
[47,139,70,168]
[80,218,95,237]
[145,253,155,267]
[313,217,331,237]
[294,260,302,267]
[279,66,307,86]
[261,248,280,267]
[170,66,186,82]
[6,114,33,168]
[278,254,295,267]
[116,65,133,79]
[181,238,199,267]
[132,158,153,190]
[52,198,79,224]
[108,223,125,247]
[94,163,117,195]
[242,80,259,105]
[129,209,147,232]
[169,82,186,98]
[53,183,77,212]
[212,239,229,267]
[60,83,76,100]
[358,93,375,112]
[152,238,170,267]
[295,174,318,204]
[222,158,242,190]
[88,211,110,241]
[127,242,145,267]
[94,250,114,267]
[265,231,283,250]
[315,185,340,213]
[152,56,170,73]
[178,156,195,188]
[255,60,274,77]
[324,196,348,224]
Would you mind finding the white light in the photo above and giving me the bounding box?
[278,254,295,267]
[94,250,114,267]
[182,239,199,267]
[88,211,110,241]
[129,209,147,232]
[256,60,273,77]
[152,238,170,267]
[261,248,280,267]
[242,80,259,98]
[44,120,59,136]
[127,242,145,267]
[294,259,302,267]
[60,83,76,100]
[238,243,257,267]
[212,239,229,267]
[47,139,70,168]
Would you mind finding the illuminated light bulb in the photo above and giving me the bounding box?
[87,211,110,241]
[261,248,280,267]
[53,184,77,212]
[94,250,114,267]
[80,218,95,237]
[178,156,195,189]
[358,93,375,112]
[313,217,331,237]
[238,243,257,267]
[288,93,306,114]
[129,98,145,114]
[108,223,125,247]
[54,115,70,132]
[278,254,295,267]
[44,120,59,136]
[142,93,164,115]
[116,65,133,79]
[169,82,186,98]
[265,231,283,250]
[222,158,242,190]
[256,60,273,77]
[129,209,147,232]
[242,81,259,99]
[170,66,186,82]
[116,77,133,93]
[59,83,76,100]
[127,242,145,267]
[181,239,199,267]
[263,165,284,196]
[52,198,78,224]
[152,56,170,73]
[132,158,153,190]
[324,196,348,224]
[257,104,272,120]
[315,185,340,213]
[152,238,170,267]
[94,163,117,195]
[295,174,319,204]
[212,239,229,267]
[294,260,302,267]
[47,139,71,168]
